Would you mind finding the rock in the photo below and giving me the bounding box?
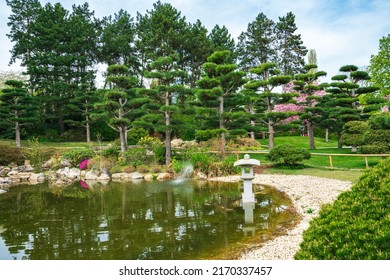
[97,173,110,181]
[0,189,6,195]
[112,173,132,180]
[171,138,184,148]
[7,170,18,176]
[144,174,154,181]
[0,167,11,177]
[85,168,100,180]
[60,159,72,168]
[131,172,144,180]
[42,158,55,169]
[9,172,32,181]
[67,168,81,179]
[157,172,171,181]
[195,171,207,180]
[29,173,46,184]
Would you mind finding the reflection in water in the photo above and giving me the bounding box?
[0,180,298,260]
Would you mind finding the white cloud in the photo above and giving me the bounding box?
[1,0,389,80]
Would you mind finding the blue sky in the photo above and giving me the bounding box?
[1,0,389,81]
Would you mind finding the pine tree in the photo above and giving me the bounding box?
[6,0,42,66]
[293,64,327,149]
[236,12,276,72]
[99,9,139,76]
[0,80,37,147]
[243,62,295,150]
[95,65,149,157]
[276,12,308,76]
[196,50,246,155]
[141,55,188,165]
[322,65,379,150]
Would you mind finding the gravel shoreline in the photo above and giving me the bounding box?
[208,174,352,260]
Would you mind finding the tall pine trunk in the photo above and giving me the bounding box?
[165,92,172,166]
[119,126,127,158]
[15,120,21,148]
[219,96,226,156]
[268,120,274,150]
[86,115,91,143]
[308,123,316,149]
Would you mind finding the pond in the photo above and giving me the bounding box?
[0,179,299,260]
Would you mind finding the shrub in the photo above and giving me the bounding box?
[189,152,216,176]
[218,155,241,175]
[360,143,389,154]
[0,144,26,165]
[266,144,311,166]
[101,146,120,158]
[127,127,149,145]
[295,158,390,260]
[340,121,369,148]
[61,149,95,166]
[125,147,150,167]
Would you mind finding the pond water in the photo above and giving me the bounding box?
[0,179,299,260]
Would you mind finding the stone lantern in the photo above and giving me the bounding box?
[234,154,260,203]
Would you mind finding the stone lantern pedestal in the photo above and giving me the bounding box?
[234,154,260,203]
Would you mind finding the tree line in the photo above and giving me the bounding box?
[1,0,389,164]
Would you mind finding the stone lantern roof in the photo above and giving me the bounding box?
[234,154,260,167]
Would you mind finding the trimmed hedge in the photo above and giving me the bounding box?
[295,158,390,259]
[266,144,311,166]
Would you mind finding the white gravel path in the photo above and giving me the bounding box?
[208,174,352,260]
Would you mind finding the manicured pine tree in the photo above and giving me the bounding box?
[141,55,188,166]
[243,62,295,150]
[196,50,247,155]
[0,80,37,147]
[322,65,379,150]
[95,65,149,157]
[293,64,327,149]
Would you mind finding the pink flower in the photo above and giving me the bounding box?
[79,159,89,170]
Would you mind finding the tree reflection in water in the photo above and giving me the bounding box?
[0,180,298,260]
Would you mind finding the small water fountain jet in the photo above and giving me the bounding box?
[172,163,194,184]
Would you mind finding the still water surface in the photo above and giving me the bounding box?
[0,179,298,260]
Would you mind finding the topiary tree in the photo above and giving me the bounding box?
[361,112,390,154]
[340,121,369,152]
[266,144,311,166]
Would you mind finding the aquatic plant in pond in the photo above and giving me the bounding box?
[0,180,298,260]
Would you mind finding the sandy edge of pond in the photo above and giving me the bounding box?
[208,174,353,260]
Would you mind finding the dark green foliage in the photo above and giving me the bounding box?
[360,143,389,154]
[266,144,311,165]
[127,127,149,145]
[61,149,95,165]
[125,147,150,168]
[295,158,390,259]
[0,144,26,165]
[340,121,369,147]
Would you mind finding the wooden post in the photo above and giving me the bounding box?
[365,157,369,169]
[329,155,333,169]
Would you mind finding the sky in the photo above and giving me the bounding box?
[1,0,390,82]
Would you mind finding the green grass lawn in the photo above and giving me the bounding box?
[258,135,339,149]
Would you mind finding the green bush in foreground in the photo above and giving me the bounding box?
[266,144,311,166]
[295,157,390,259]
